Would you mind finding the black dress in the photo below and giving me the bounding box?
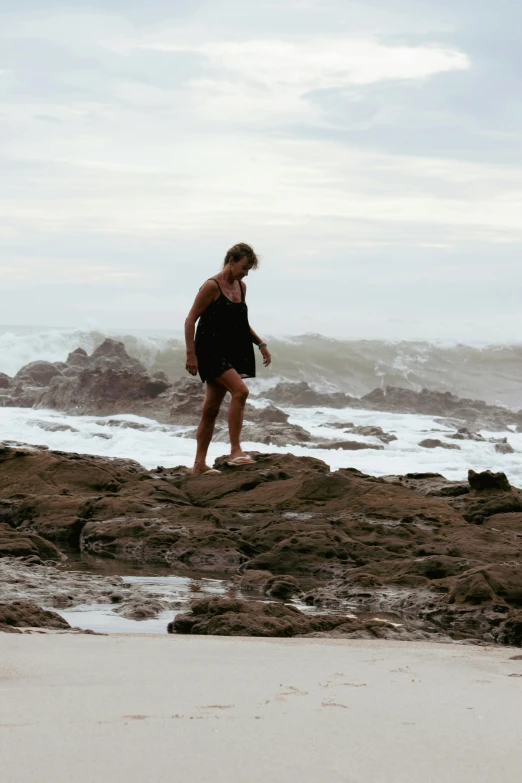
[195,278,256,383]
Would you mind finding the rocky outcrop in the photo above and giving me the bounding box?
[448,428,485,442]
[351,425,397,443]
[360,386,521,429]
[264,381,360,409]
[2,443,522,645]
[0,373,11,389]
[0,601,70,631]
[419,439,460,450]
[0,523,63,561]
[14,360,63,387]
[262,382,522,430]
[169,597,346,636]
[314,440,384,451]
[238,570,302,599]
[212,421,312,447]
[169,596,448,641]
[38,367,170,415]
[494,439,515,454]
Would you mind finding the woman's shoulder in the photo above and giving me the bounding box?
[200,277,221,291]
[198,278,222,301]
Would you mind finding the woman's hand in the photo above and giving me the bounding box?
[260,345,271,368]
[186,353,198,376]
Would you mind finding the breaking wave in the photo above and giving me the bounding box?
[1,326,521,408]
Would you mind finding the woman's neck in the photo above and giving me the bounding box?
[221,266,236,285]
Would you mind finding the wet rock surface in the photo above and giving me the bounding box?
[314,440,384,451]
[0,557,180,624]
[419,439,461,451]
[169,597,449,642]
[1,443,522,644]
[0,522,63,561]
[169,597,345,637]
[0,600,71,631]
[264,382,522,431]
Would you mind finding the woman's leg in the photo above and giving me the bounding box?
[215,369,249,459]
[193,380,227,473]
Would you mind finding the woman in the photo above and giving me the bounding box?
[185,243,272,475]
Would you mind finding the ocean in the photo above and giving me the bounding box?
[1,325,522,406]
[1,325,521,484]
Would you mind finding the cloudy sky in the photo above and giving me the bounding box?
[1,0,521,341]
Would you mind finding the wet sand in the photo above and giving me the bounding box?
[1,634,521,783]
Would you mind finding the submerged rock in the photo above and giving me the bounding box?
[419,439,460,450]
[314,441,384,451]
[494,440,515,455]
[351,425,397,443]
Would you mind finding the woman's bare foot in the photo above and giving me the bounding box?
[192,461,216,475]
[230,448,248,460]
[227,454,255,466]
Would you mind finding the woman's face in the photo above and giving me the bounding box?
[230,257,251,279]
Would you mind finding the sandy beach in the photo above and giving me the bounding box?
[1,634,521,783]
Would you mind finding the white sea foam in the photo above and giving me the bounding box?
[2,404,521,485]
[1,325,522,406]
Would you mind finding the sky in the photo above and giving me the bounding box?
[1,0,522,341]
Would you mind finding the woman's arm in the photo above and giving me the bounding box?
[241,282,272,368]
[241,281,272,367]
[249,327,272,369]
[184,281,219,376]
[249,324,264,347]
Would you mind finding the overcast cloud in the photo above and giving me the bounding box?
[1,0,521,340]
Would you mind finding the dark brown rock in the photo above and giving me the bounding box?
[483,512,522,532]
[448,427,485,442]
[264,575,302,599]
[0,523,62,561]
[468,470,511,492]
[168,597,344,637]
[0,601,70,630]
[0,373,11,389]
[314,440,384,451]
[419,439,460,450]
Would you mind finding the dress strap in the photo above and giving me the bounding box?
[208,277,222,293]
[240,282,245,301]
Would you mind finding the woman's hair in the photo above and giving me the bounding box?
[223,243,259,269]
